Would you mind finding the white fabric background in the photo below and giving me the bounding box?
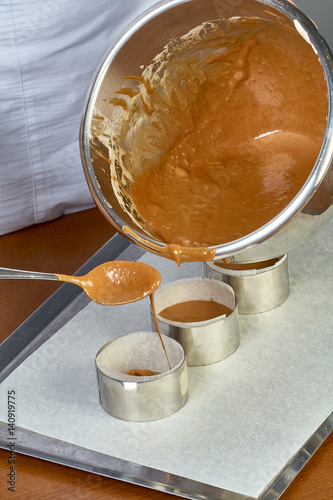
[0,0,332,236]
[295,0,333,50]
[0,0,159,235]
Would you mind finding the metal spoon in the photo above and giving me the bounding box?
[0,261,161,306]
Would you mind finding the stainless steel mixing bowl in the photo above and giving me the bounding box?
[80,0,333,263]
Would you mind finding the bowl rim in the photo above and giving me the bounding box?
[80,0,333,259]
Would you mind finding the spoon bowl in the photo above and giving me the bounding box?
[0,261,161,306]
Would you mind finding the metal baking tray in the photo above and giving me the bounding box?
[0,232,332,500]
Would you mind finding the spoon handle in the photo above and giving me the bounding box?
[0,267,60,281]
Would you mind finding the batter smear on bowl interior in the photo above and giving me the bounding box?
[106,16,327,249]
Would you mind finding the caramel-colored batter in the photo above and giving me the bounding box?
[109,17,327,249]
[125,369,160,376]
[56,261,161,306]
[123,225,216,265]
[150,293,171,369]
[159,300,232,323]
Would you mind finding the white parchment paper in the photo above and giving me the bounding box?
[1,219,332,498]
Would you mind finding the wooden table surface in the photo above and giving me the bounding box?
[0,208,332,499]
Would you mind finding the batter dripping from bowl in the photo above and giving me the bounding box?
[100,16,327,263]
